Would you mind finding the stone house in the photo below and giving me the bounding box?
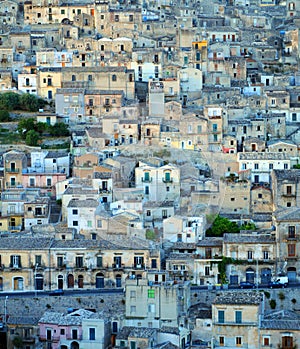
[37,67,62,100]
[67,198,99,232]
[73,153,100,178]
[211,292,263,349]
[223,232,276,285]
[23,197,51,230]
[273,207,300,283]
[38,309,111,349]
[250,184,273,214]
[238,152,291,184]
[3,151,27,190]
[271,169,300,209]
[135,162,180,203]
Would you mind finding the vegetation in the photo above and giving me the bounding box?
[12,336,23,348]
[278,292,285,301]
[264,291,271,299]
[145,229,156,241]
[0,110,11,121]
[269,299,277,309]
[0,92,46,111]
[25,130,40,146]
[206,215,256,237]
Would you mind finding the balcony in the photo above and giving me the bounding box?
[39,335,61,342]
[103,102,112,107]
[133,263,144,269]
[162,177,173,183]
[5,168,20,173]
[99,188,111,194]
[142,177,152,182]
[8,225,22,231]
[282,193,296,197]
[112,263,124,270]
[9,263,22,269]
[6,181,22,188]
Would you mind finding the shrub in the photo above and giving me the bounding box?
[278,292,285,301]
[0,110,10,121]
[269,299,276,309]
[264,291,271,299]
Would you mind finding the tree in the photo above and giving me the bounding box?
[206,215,239,237]
[0,110,10,122]
[19,93,46,112]
[17,118,36,139]
[145,229,156,241]
[25,130,40,146]
[0,92,20,110]
[48,123,70,137]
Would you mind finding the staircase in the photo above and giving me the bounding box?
[49,199,62,224]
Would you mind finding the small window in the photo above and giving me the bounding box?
[148,289,155,298]
[112,74,117,81]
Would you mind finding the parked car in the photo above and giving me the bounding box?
[239,281,255,289]
[49,289,64,296]
[268,281,287,289]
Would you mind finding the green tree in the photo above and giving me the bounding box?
[17,118,36,139]
[19,93,39,111]
[206,215,239,237]
[25,130,40,146]
[145,229,156,241]
[0,110,10,121]
[12,336,23,348]
[35,122,47,134]
[48,123,69,137]
[0,92,20,110]
[240,222,256,231]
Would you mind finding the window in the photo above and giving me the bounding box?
[235,311,242,323]
[72,209,78,215]
[72,75,76,81]
[284,163,288,169]
[115,14,119,21]
[248,251,253,260]
[112,74,117,81]
[258,193,263,199]
[263,337,270,346]
[148,289,155,298]
[76,256,83,268]
[73,221,78,227]
[218,310,224,323]
[89,328,95,340]
[60,329,65,335]
[197,125,202,133]
[11,255,21,268]
[282,336,293,349]
[35,255,42,266]
[219,337,224,346]
[88,74,93,81]
[288,226,295,238]
[146,210,151,217]
[47,178,52,187]
[205,266,210,276]
[236,337,242,346]
[148,303,155,313]
[288,244,296,257]
[97,256,102,267]
[130,290,136,298]
[254,163,259,170]
[87,220,92,228]
[130,306,136,313]
[292,113,297,121]
[263,251,269,260]
[57,256,63,267]
[97,220,102,228]
[269,164,273,170]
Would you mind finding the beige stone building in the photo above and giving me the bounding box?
[212,291,263,349]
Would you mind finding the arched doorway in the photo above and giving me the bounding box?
[96,273,104,288]
[58,275,63,289]
[35,273,44,290]
[13,277,23,290]
[245,268,255,283]
[116,274,122,288]
[78,275,84,289]
[67,274,74,288]
[287,267,297,283]
[70,341,79,349]
[260,268,271,285]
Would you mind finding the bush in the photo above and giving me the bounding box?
[278,292,285,301]
[25,130,40,146]
[264,291,271,299]
[292,298,297,304]
[0,92,20,110]
[145,229,156,241]
[269,299,276,309]
[0,110,10,121]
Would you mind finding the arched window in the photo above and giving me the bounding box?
[112,74,117,81]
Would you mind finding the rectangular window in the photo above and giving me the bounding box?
[288,226,295,238]
[148,289,155,298]
[72,209,78,215]
[205,266,210,276]
[61,329,65,335]
[97,256,102,267]
[254,163,259,170]
[288,244,296,257]
[219,337,224,346]
[57,256,63,267]
[235,311,242,323]
[263,337,270,346]
[89,328,95,340]
[35,255,42,266]
[73,221,78,227]
[248,251,253,260]
[87,220,92,228]
[218,310,224,323]
[130,306,136,313]
[97,220,102,228]
[10,255,21,268]
[76,256,83,268]
[287,185,292,195]
[263,251,269,260]
[130,290,136,298]
[236,337,242,346]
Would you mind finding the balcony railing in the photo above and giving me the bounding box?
[142,177,152,182]
[162,177,173,183]
[8,225,22,231]
[5,168,20,173]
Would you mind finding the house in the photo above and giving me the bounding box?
[67,198,99,232]
[211,291,263,349]
[3,150,27,190]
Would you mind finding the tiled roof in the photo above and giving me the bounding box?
[213,291,262,305]
[273,169,300,181]
[67,198,99,208]
[0,237,53,250]
[223,233,275,244]
[274,207,300,221]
